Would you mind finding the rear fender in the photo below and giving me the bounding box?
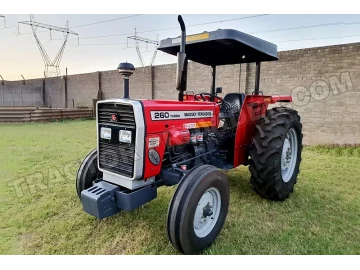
[233,95,292,167]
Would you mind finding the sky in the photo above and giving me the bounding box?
[1,14,360,80]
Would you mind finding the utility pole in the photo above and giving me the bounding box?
[19,15,78,78]
[128,31,159,67]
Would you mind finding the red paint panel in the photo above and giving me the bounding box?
[140,94,292,177]
[141,100,220,134]
[143,132,168,179]
[233,95,271,167]
[270,96,292,103]
[183,93,223,103]
[141,100,220,179]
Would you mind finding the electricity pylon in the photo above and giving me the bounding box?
[19,15,78,78]
[128,30,159,67]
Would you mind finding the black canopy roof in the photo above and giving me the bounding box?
[158,29,278,66]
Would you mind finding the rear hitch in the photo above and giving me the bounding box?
[81,180,157,219]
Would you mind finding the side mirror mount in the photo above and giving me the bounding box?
[215,87,222,94]
[176,52,187,91]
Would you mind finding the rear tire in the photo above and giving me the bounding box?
[249,107,303,201]
[167,165,230,254]
[76,149,103,199]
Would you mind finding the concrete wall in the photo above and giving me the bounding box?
[0,79,43,106]
[2,42,360,145]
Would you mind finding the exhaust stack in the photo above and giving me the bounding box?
[117,62,135,99]
[176,15,188,101]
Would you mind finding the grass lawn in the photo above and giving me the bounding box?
[0,119,359,255]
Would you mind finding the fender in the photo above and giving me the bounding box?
[233,95,292,167]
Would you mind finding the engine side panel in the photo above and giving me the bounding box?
[140,100,220,179]
[141,100,220,133]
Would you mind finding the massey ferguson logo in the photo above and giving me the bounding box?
[111,114,117,121]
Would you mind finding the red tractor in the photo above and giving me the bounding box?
[76,15,303,254]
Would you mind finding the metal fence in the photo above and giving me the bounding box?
[0,107,93,122]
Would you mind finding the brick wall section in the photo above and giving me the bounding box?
[67,72,99,108]
[153,62,243,99]
[129,66,152,100]
[101,67,152,100]
[44,77,64,108]
[153,64,178,100]
[25,78,43,87]
[3,42,360,145]
[260,43,360,145]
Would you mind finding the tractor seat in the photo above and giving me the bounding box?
[219,93,246,120]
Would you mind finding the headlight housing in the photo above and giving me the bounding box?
[100,127,111,140]
[119,130,132,143]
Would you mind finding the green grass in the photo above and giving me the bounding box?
[0,120,359,254]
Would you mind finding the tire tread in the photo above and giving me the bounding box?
[249,107,303,201]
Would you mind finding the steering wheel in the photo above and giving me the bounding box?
[194,92,231,111]
[194,93,223,103]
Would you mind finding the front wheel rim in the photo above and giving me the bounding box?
[193,187,221,238]
[281,128,298,183]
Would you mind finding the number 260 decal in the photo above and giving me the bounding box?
[154,112,170,119]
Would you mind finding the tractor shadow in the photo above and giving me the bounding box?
[80,166,302,255]
[82,167,257,254]
[226,166,258,200]
[82,184,178,254]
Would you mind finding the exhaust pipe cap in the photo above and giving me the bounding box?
[117,62,135,77]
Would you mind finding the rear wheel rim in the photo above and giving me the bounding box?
[193,187,221,238]
[281,128,298,183]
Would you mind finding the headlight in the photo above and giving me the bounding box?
[119,130,132,143]
[100,127,111,140]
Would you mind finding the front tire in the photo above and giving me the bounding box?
[76,149,103,199]
[167,165,230,254]
[249,107,303,201]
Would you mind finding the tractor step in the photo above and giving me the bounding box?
[211,154,234,170]
[81,181,157,219]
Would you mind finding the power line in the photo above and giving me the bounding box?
[251,21,360,34]
[75,42,128,46]
[72,14,270,40]
[9,16,360,42]
[6,15,360,75]
[71,14,143,29]
[274,34,360,43]
[45,40,149,47]
[54,33,360,47]
[71,46,133,73]
[9,14,144,35]
[65,17,360,43]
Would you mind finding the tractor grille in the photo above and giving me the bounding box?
[98,141,135,178]
[97,103,136,128]
[98,103,136,178]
